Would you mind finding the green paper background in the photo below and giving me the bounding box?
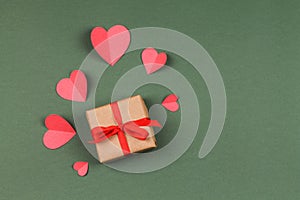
[0,0,299,199]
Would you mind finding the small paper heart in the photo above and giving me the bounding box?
[161,94,179,112]
[142,48,167,74]
[73,161,89,176]
[56,70,87,102]
[43,114,76,149]
[91,25,130,66]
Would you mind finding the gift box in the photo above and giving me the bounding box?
[86,95,160,163]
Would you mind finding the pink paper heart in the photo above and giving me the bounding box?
[162,94,179,112]
[43,114,76,149]
[91,25,130,66]
[56,70,87,102]
[142,48,167,74]
[73,161,89,176]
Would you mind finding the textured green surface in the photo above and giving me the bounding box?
[1,0,299,199]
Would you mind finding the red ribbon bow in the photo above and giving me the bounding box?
[89,102,161,155]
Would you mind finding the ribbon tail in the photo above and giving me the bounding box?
[133,118,162,127]
[147,120,162,127]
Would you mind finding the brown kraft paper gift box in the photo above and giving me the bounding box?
[86,95,157,163]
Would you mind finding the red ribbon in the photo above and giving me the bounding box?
[89,102,161,155]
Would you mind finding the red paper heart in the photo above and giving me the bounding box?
[56,70,87,102]
[162,94,179,112]
[73,161,89,176]
[43,114,76,149]
[142,48,167,74]
[91,25,130,66]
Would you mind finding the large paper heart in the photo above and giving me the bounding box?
[91,25,130,66]
[56,70,87,102]
[43,114,76,149]
[162,94,179,112]
[142,48,167,74]
[73,161,89,177]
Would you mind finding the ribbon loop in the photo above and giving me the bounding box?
[123,122,149,140]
